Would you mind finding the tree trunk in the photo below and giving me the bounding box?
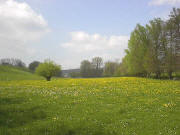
[46,76,51,81]
[168,71,173,79]
[155,72,161,79]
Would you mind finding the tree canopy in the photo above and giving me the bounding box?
[36,60,61,81]
[119,8,180,78]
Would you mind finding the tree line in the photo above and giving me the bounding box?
[79,8,180,79]
[119,8,180,79]
[79,57,121,78]
[80,57,103,77]
[0,58,26,68]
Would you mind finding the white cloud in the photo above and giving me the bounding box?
[149,9,171,20]
[61,31,129,68]
[149,0,180,6]
[62,31,129,52]
[0,0,49,60]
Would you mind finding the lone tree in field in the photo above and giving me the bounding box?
[36,60,61,81]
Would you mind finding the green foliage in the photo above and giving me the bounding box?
[29,61,41,72]
[114,59,129,77]
[144,18,165,78]
[0,78,179,135]
[103,61,118,77]
[91,57,103,77]
[80,57,103,78]
[36,60,61,81]
[0,65,43,81]
[168,8,180,74]
[80,60,92,77]
[121,8,180,79]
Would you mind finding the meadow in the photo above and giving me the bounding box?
[0,77,179,135]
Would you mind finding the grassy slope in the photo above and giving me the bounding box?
[0,77,179,135]
[0,65,43,81]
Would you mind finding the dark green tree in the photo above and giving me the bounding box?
[28,61,41,72]
[145,18,166,78]
[169,8,180,74]
[80,60,92,78]
[91,57,103,77]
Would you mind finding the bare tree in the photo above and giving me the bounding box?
[91,57,103,77]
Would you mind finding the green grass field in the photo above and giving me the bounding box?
[0,77,179,135]
[0,66,43,81]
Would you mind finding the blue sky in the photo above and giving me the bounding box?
[19,0,170,34]
[1,0,180,69]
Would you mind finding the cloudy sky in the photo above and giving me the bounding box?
[0,0,180,69]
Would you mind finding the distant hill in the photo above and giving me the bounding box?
[62,69,80,77]
[0,65,43,81]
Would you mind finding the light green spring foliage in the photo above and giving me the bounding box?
[36,60,61,81]
[120,8,180,78]
[126,24,148,75]
[103,61,119,77]
[0,77,179,135]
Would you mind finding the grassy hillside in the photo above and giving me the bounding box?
[0,77,179,135]
[0,65,43,81]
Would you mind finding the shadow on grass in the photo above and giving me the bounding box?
[0,97,115,135]
[0,97,47,128]
[35,124,111,135]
